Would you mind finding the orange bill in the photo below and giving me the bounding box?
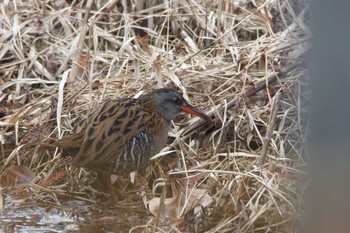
[181,105,212,122]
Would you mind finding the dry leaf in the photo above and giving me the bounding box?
[39,171,66,187]
[0,165,36,189]
[148,186,213,220]
[76,52,90,81]
[148,192,181,220]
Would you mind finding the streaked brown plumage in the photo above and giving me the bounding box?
[55,88,211,201]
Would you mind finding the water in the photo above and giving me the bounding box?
[0,197,149,233]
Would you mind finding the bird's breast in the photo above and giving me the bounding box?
[112,118,170,174]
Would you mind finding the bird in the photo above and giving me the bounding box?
[54,88,212,201]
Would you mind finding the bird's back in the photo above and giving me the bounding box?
[57,97,170,174]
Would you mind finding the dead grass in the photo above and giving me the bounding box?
[0,0,308,232]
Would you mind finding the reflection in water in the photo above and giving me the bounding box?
[0,197,148,233]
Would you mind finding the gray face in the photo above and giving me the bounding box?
[155,89,188,121]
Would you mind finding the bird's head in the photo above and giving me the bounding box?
[150,88,212,122]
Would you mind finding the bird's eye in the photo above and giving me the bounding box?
[173,97,181,104]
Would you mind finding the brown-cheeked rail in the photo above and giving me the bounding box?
[53,88,212,202]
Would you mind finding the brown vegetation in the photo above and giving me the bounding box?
[0,0,308,232]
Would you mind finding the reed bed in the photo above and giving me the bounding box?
[0,0,308,232]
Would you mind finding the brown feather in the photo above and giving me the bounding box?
[56,97,169,174]
[53,88,211,201]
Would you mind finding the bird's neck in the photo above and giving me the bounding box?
[139,95,169,122]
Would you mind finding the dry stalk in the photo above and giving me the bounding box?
[0,0,307,231]
[258,90,283,166]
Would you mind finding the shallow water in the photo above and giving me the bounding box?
[1,204,76,232]
[0,197,149,233]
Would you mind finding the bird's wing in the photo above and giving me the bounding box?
[71,99,151,169]
[54,117,88,154]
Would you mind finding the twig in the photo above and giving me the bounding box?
[95,0,121,22]
[67,0,94,82]
[257,90,282,166]
[181,62,302,136]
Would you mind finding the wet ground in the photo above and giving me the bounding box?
[0,197,150,233]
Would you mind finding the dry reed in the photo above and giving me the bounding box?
[0,0,308,232]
